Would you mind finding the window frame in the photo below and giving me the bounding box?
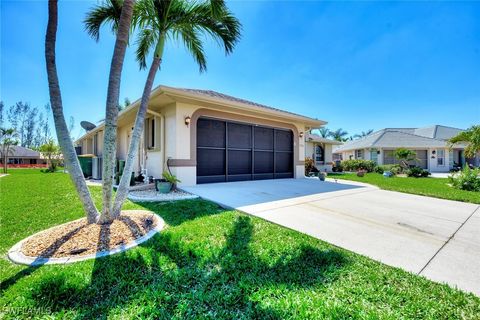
[437,149,445,166]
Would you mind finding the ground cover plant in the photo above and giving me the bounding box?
[1,170,480,319]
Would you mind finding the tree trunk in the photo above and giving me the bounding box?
[45,0,99,223]
[99,0,135,224]
[112,57,161,217]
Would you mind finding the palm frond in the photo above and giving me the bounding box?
[84,0,124,41]
[135,28,157,69]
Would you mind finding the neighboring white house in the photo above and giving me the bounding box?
[304,133,342,172]
[75,85,326,186]
[333,125,479,172]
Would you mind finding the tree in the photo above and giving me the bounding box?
[39,139,62,172]
[317,127,330,138]
[85,0,136,222]
[0,128,18,174]
[0,101,4,128]
[394,148,416,171]
[46,0,100,223]
[448,125,480,159]
[86,0,241,219]
[353,129,373,139]
[329,128,349,142]
[7,102,40,148]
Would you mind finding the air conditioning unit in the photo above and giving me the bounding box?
[92,157,103,180]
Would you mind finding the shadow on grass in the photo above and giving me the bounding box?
[27,213,350,318]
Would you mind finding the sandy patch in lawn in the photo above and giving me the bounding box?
[20,210,158,258]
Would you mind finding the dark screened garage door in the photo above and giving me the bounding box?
[197,117,294,184]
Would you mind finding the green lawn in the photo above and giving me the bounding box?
[329,172,480,204]
[1,170,479,319]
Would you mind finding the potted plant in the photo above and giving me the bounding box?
[155,171,181,193]
[318,172,327,181]
[356,169,367,177]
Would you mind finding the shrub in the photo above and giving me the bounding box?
[341,159,376,172]
[406,166,430,178]
[448,166,480,191]
[305,157,318,175]
[332,161,343,172]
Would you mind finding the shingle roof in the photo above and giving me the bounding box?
[4,145,40,158]
[334,125,464,152]
[162,85,322,123]
[305,133,342,145]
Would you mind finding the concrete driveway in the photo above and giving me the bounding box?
[183,178,480,296]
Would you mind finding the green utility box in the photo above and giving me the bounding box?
[78,155,94,178]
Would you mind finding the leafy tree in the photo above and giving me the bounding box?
[329,128,349,142]
[39,139,62,172]
[7,102,40,148]
[0,128,18,173]
[354,129,374,139]
[0,101,4,128]
[86,0,241,219]
[448,125,480,159]
[394,148,416,171]
[45,0,134,223]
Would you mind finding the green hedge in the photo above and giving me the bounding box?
[341,159,377,172]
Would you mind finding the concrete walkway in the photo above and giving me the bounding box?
[184,178,480,296]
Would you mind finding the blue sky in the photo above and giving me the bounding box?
[1,0,479,139]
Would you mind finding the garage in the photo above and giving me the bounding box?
[196,117,294,184]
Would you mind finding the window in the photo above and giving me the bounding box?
[145,117,160,150]
[355,149,364,159]
[315,145,324,163]
[383,150,397,165]
[437,149,445,166]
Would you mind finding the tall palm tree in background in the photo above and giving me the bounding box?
[86,0,241,218]
[449,125,480,158]
[329,128,349,142]
[85,0,135,223]
[46,0,134,223]
[353,129,373,139]
[317,127,330,138]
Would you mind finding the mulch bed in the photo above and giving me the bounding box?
[21,210,157,258]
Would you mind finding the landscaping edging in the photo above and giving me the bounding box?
[7,211,165,266]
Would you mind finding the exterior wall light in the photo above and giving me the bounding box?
[184,116,191,127]
[299,132,304,138]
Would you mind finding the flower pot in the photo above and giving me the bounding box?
[155,179,172,193]
[318,173,327,181]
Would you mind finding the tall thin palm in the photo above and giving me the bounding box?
[111,0,241,217]
[85,0,135,222]
[46,0,99,223]
[353,129,373,139]
[317,127,330,138]
[329,128,349,142]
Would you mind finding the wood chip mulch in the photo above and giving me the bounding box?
[21,210,158,258]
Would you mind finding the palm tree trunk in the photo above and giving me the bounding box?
[112,57,161,217]
[99,0,135,224]
[45,0,99,224]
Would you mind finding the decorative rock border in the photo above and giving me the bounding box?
[7,211,165,266]
[127,190,198,202]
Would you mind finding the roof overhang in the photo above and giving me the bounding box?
[75,85,327,143]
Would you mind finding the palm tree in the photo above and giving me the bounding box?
[353,129,373,139]
[46,0,134,223]
[317,127,330,138]
[448,125,480,159]
[329,128,349,142]
[87,0,241,219]
[85,0,135,223]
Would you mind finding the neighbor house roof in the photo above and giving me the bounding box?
[333,125,464,153]
[3,145,41,158]
[305,133,342,145]
[76,85,326,143]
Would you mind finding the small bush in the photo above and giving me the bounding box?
[305,157,318,175]
[332,161,343,172]
[341,159,376,172]
[406,166,430,178]
[448,166,480,191]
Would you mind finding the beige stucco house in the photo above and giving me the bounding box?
[75,85,326,186]
[333,126,479,172]
[304,133,342,172]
